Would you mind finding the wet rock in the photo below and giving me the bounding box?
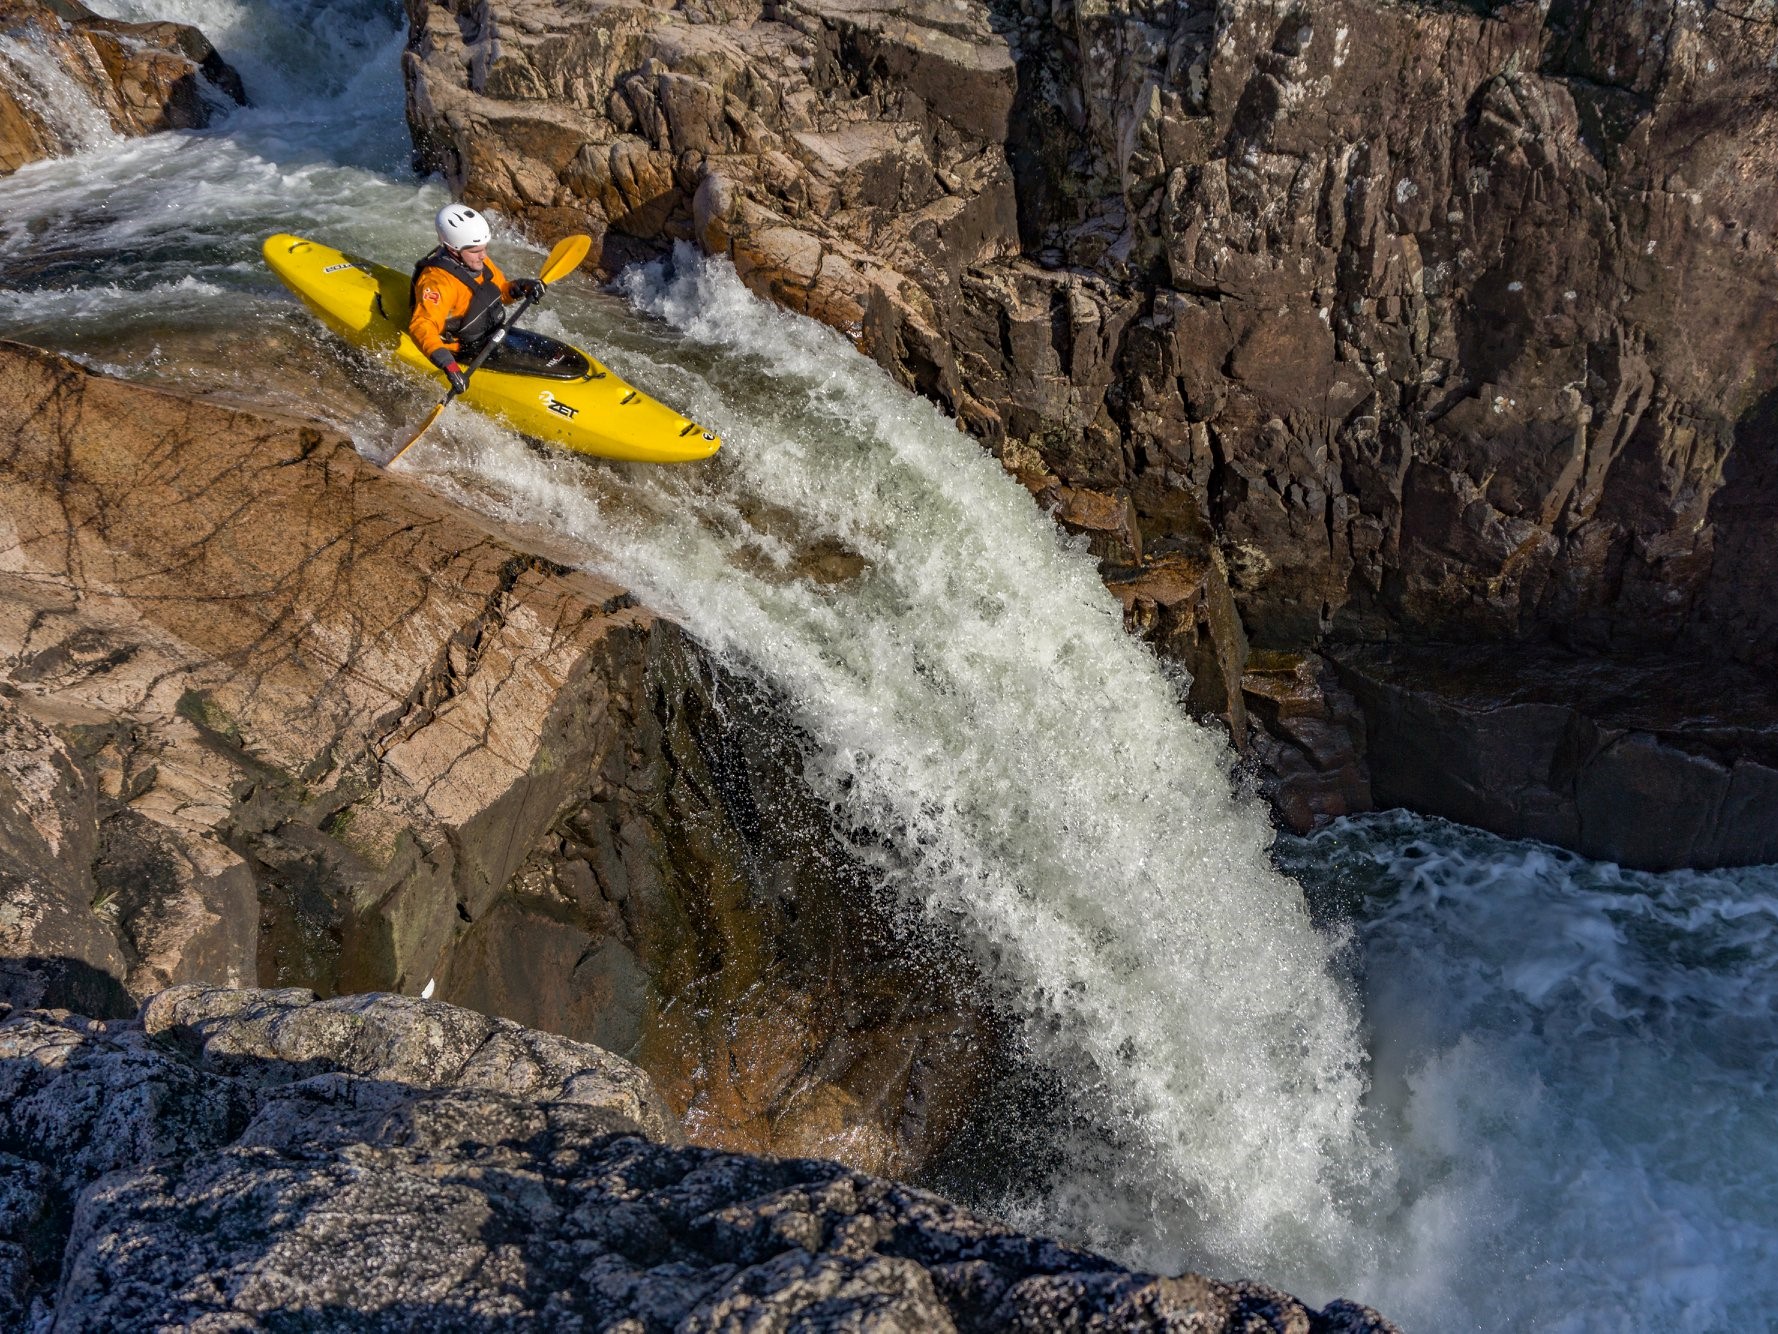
[1333,642,1778,870]
[441,656,994,1182]
[1106,546,1250,735]
[0,0,245,174]
[3,987,1399,1332]
[1242,652,1372,835]
[1044,482,1145,567]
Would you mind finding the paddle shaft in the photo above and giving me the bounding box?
[387,294,539,466]
[455,289,539,382]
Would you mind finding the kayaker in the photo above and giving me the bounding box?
[409,204,545,393]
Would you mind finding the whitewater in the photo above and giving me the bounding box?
[2,1,1774,1327]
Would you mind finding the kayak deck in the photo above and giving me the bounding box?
[262,233,721,463]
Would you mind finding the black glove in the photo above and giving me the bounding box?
[429,347,469,395]
[509,278,545,302]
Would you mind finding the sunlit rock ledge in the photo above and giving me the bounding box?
[0,0,245,174]
[0,339,989,1186]
[0,984,1400,1330]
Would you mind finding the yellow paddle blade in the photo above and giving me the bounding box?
[388,398,448,467]
[539,233,592,285]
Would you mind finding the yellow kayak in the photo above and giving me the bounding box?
[262,233,721,463]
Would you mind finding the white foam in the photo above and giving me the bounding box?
[0,275,227,324]
[1279,812,1778,1328]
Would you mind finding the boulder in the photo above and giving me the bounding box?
[0,338,666,1010]
[0,985,673,1323]
[0,986,1400,1332]
[0,0,245,174]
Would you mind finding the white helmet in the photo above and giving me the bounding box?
[436,203,491,250]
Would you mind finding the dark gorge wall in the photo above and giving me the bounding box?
[402,0,1778,863]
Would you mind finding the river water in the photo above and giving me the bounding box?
[2,2,1774,1328]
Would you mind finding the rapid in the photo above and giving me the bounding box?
[2,1,1774,1327]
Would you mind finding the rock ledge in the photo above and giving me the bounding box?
[0,986,1399,1332]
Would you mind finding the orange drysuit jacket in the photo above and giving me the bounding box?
[408,255,517,360]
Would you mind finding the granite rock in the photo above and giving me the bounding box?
[402,0,1778,852]
[0,340,989,1179]
[402,0,1778,662]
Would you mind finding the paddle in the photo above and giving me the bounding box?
[388,232,593,466]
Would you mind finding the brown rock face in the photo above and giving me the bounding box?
[1241,651,1370,835]
[0,338,660,1008]
[0,0,246,174]
[436,657,992,1181]
[0,339,982,1178]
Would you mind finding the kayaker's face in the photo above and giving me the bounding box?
[454,243,488,272]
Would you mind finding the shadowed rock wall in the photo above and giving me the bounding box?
[1336,641,1778,869]
[402,0,1778,862]
[439,654,993,1180]
[403,0,1778,660]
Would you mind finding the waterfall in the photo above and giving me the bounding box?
[418,251,1387,1289]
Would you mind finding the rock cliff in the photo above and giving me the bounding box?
[0,0,245,174]
[403,0,1778,659]
[403,0,1778,864]
[0,984,1398,1331]
[0,339,984,1179]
